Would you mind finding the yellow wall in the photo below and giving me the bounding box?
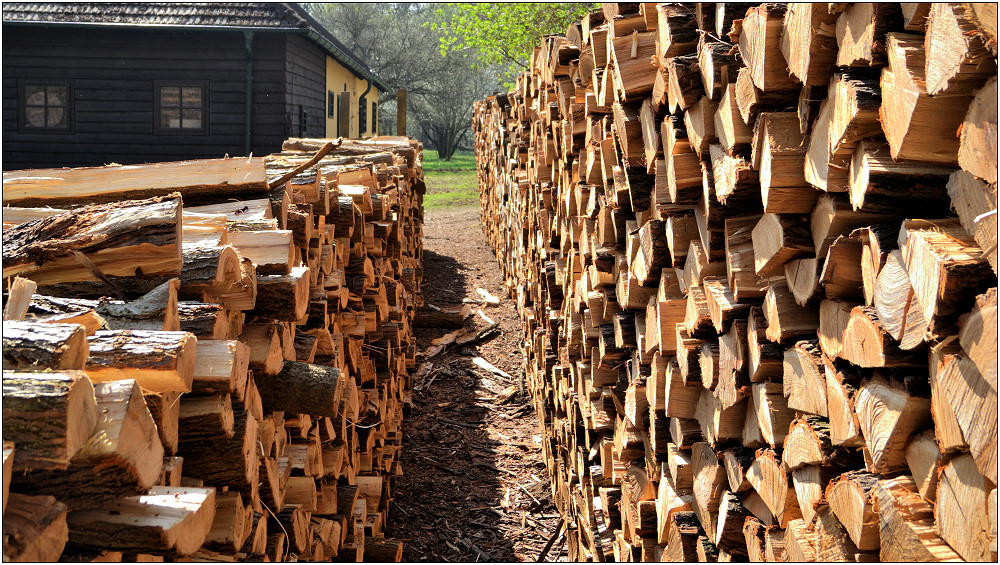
[325,56,381,139]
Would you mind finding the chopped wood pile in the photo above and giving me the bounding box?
[474,2,997,562]
[1,136,424,562]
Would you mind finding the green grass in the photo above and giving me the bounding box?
[421,149,477,172]
[422,149,479,209]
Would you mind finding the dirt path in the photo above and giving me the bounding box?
[385,204,562,562]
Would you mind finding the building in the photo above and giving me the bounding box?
[2,3,389,170]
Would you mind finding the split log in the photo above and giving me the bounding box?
[738,4,797,91]
[746,306,783,381]
[144,392,180,456]
[751,213,813,277]
[2,370,97,471]
[2,443,11,513]
[854,373,932,474]
[958,75,997,185]
[824,362,865,447]
[783,517,819,562]
[724,215,768,301]
[714,86,753,153]
[935,453,994,561]
[959,288,997,392]
[734,67,798,126]
[2,194,182,286]
[238,324,283,376]
[255,361,344,418]
[2,492,69,562]
[929,342,970,454]
[936,354,997,482]
[204,492,248,552]
[877,475,963,562]
[882,32,971,164]
[817,298,854,359]
[783,416,851,470]
[745,447,800,527]
[848,140,953,216]
[782,340,826,417]
[3,277,37,321]
[691,441,724,541]
[665,510,703,562]
[947,170,998,275]
[924,3,997,95]
[180,243,242,304]
[714,491,750,557]
[250,266,311,322]
[698,36,742,99]
[899,218,994,333]
[818,236,864,302]
[781,3,838,86]
[190,340,250,398]
[852,223,900,307]
[84,330,197,393]
[178,409,258,499]
[905,430,942,501]
[812,504,876,561]
[2,158,267,207]
[751,382,792,447]
[827,470,880,551]
[716,320,749,409]
[8,379,164,509]
[841,306,921,367]
[835,2,902,67]
[873,250,928,352]
[2,320,89,370]
[762,280,819,342]
[95,279,181,332]
[66,486,216,556]
[757,113,817,214]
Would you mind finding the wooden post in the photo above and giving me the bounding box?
[396,89,407,136]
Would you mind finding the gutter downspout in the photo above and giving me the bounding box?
[243,30,254,156]
[359,78,372,137]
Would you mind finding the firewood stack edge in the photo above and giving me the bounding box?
[474,2,997,562]
[1,136,424,562]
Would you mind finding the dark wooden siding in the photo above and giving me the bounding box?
[250,33,291,154]
[1,25,314,170]
[284,34,326,139]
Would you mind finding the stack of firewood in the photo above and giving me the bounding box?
[474,2,996,562]
[1,136,423,562]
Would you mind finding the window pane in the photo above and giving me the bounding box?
[25,106,45,127]
[25,85,45,106]
[161,87,180,107]
[47,86,68,106]
[161,108,180,129]
[181,87,202,107]
[182,109,202,129]
[47,107,66,128]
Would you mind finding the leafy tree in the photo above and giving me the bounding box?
[305,3,501,159]
[431,3,595,84]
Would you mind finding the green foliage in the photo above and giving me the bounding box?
[430,3,596,84]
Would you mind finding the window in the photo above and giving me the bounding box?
[371,101,377,134]
[359,95,367,135]
[156,83,206,133]
[21,82,71,131]
[328,90,336,119]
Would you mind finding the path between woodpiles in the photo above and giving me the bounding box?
[386,203,563,562]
